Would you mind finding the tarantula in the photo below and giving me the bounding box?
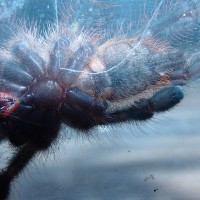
[1,1,200,197]
[0,27,195,199]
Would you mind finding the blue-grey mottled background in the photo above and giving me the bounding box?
[0,0,200,200]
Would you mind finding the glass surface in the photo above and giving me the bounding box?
[0,0,200,200]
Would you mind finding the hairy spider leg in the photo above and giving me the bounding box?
[0,41,56,199]
[106,86,184,124]
[0,144,37,200]
[0,39,99,199]
[13,41,45,78]
[58,44,94,86]
[56,40,108,130]
[49,36,71,78]
[0,108,61,200]
[62,87,107,130]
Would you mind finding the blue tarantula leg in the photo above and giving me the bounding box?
[2,104,33,146]
[61,87,107,130]
[12,41,45,78]
[49,36,71,77]
[107,100,153,124]
[0,80,27,96]
[11,104,33,118]
[1,61,34,86]
[149,86,184,112]
[65,87,107,114]
[69,45,94,70]
[10,109,60,149]
[106,86,184,124]
[59,45,94,86]
[61,103,96,130]
[0,144,37,200]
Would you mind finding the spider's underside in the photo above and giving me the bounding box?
[0,30,189,200]
[0,33,188,145]
[0,0,200,199]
